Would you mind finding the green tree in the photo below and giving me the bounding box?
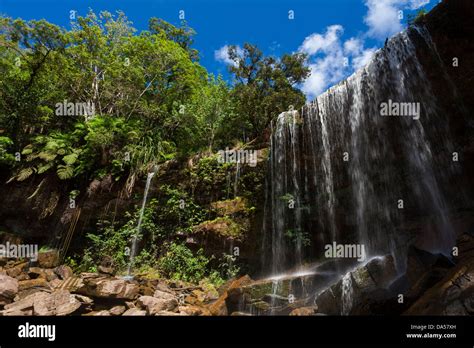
[227,43,310,140]
[148,18,198,61]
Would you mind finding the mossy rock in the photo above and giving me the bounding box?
[210,197,248,217]
[192,217,244,240]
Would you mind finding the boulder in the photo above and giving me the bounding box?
[178,305,211,316]
[74,294,94,307]
[208,275,253,316]
[27,267,47,280]
[54,265,73,280]
[365,256,397,288]
[405,246,453,287]
[44,269,58,282]
[2,292,49,315]
[315,255,398,315]
[153,289,176,300]
[3,290,85,316]
[18,278,50,291]
[76,277,139,300]
[109,305,126,316]
[122,308,146,316]
[6,262,28,279]
[404,262,474,315]
[83,310,111,316]
[0,274,19,305]
[97,265,115,276]
[33,290,82,316]
[37,250,60,268]
[289,306,317,316]
[14,288,47,302]
[154,281,175,295]
[137,295,177,315]
[315,283,341,315]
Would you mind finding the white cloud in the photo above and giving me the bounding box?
[364,0,403,40]
[299,25,343,55]
[299,26,376,98]
[298,0,431,98]
[214,45,243,66]
[408,0,430,9]
[364,0,430,40]
[343,37,364,56]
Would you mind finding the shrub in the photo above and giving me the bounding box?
[158,242,211,283]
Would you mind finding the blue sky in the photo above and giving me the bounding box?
[0,0,437,99]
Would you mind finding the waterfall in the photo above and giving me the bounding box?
[341,272,354,315]
[262,25,458,280]
[126,171,156,277]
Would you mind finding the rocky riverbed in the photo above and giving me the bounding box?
[1,231,473,316]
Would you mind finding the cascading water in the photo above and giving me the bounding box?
[261,25,460,312]
[341,272,354,315]
[126,170,156,278]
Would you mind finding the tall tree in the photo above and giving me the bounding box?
[227,43,310,141]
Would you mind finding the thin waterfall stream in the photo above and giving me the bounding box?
[126,170,157,278]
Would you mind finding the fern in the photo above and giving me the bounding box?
[37,162,54,174]
[57,164,74,180]
[63,152,78,165]
[21,145,33,155]
[16,167,35,181]
[38,151,57,161]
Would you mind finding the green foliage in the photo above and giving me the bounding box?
[0,136,15,165]
[237,164,267,207]
[279,193,295,204]
[189,154,233,201]
[0,11,305,285]
[407,9,428,25]
[195,216,243,239]
[285,228,311,247]
[1,11,307,186]
[217,253,240,280]
[158,242,211,283]
[155,184,205,235]
[79,199,160,272]
[148,18,198,61]
[182,75,237,152]
[226,43,310,140]
[9,128,87,181]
